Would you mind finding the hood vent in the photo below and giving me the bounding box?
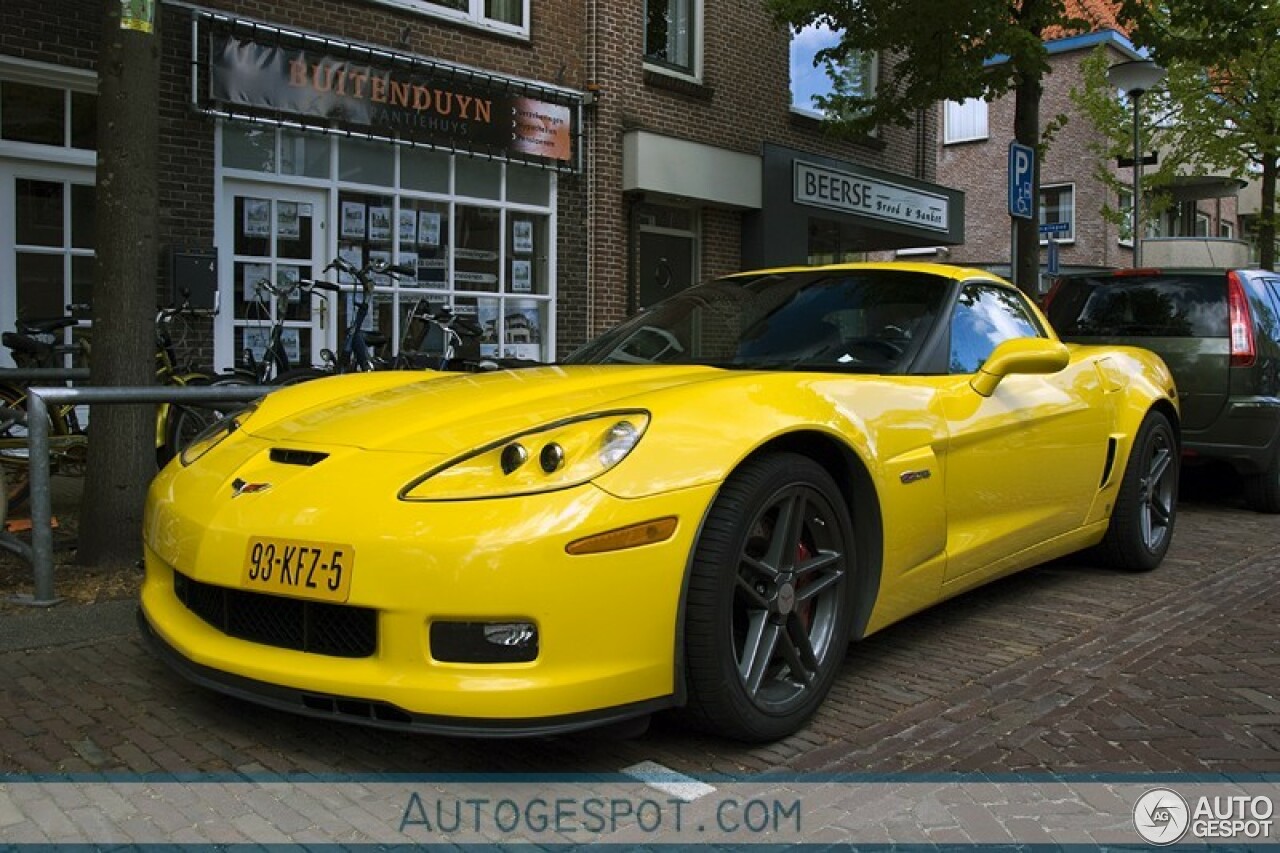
[270,448,329,467]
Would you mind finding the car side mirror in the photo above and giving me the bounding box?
[970,337,1070,397]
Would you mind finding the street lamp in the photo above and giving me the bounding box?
[1106,59,1166,267]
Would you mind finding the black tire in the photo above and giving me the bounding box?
[681,453,855,742]
[271,367,331,387]
[1096,409,1178,572]
[1242,445,1280,513]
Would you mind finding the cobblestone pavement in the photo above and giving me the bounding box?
[0,475,1277,840]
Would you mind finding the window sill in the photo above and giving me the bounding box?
[788,110,885,151]
[943,136,989,147]
[643,68,713,101]
[362,0,530,42]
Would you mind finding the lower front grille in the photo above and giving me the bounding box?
[173,570,376,658]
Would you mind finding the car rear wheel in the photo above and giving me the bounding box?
[681,453,855,742]
[1097,409,1178,572]
[1242,446,1280,514]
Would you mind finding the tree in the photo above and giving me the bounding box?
[79,0,161,566]
[1117,0,1280,269]
[767,0,1087,294]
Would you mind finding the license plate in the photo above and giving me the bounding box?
[242,536,355,603]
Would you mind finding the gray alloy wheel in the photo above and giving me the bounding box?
[682,453,855,741]
[1097,409,1178,572]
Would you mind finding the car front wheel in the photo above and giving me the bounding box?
[681,453,855,742]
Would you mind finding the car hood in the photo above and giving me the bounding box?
[243,365,730,456]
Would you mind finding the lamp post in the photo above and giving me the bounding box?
[1106,59,1166,267]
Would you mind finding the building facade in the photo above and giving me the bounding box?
[933,28,1248,288]
[1,0,962,370]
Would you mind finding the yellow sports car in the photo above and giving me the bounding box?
[139,262,1179,742]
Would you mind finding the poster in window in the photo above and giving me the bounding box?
[475,300,500,356]
[341,202,367,240]
[338,244,363,283]
[276,265,302,302]
[277,202,300,239]
[243,198,271,238]
[368,206,392,242]
[511,260,532,293]
[418,211,441,247]
[242,262,271,302]
[503,301,542,361]
[369,249,392,285]
[399,209,417,246]
[512,219,534,254]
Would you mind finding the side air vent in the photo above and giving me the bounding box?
[270,448,329,467]
[1100,437,1118,488]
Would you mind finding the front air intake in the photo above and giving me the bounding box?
[270,448,329,467]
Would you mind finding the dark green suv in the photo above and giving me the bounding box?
[1046,268,1280,512]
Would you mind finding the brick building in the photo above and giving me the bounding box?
[0,0,962,367]
[932,20,1247,288]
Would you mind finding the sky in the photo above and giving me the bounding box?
[790,23,842,114]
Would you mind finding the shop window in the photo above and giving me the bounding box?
[339,138,394,187]
[223,125,331,177]
[944,98,988,144]
[645,0,698,77]
[1039,184,1075,243]
[280,131,330,178]
[402,148,450,193]
[789,23,877,122]
[507,167,550,206]
[373,0,527,34]
[1,80,96,149]
[456,157,501,199]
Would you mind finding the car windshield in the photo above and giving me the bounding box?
[1047,273,1228,337]
[565,269,950,373]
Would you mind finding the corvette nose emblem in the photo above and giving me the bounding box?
[231,478,272,498]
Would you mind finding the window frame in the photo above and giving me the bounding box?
[943,98,989,145]
[365,0,530,38]
[1038,182,1076,245]
[1220,220,1235,240]
[643,0,703,81]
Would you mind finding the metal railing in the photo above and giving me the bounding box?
[17,384,269,606]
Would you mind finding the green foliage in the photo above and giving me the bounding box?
[768,0,1082,136]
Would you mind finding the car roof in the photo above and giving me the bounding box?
[721,261,1012,285]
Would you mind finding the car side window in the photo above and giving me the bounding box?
[949,283,1043,374]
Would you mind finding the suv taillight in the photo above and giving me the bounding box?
[1227,270,1256,367]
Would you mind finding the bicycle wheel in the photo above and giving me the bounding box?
[160,375,254,466]
[0,383,72,512]
[272,367,331,387]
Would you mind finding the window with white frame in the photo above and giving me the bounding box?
[1220,220,1235,239]
[645,0,698,76]
[1039,183,1075,243]
[1195,212,1211,237]
[220,123,556,366]
[1117,188,1134,246]
[789,23,877,121]
[943,98,988,144]
[371,0,527,35]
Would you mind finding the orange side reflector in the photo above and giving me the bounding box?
[565,516,678,555]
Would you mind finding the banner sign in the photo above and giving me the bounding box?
[794,161,950,233]
[207,32,578,171]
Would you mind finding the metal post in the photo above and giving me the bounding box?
[25,391,54,605]
[1132,91,1144,268]
[12,383,269,606]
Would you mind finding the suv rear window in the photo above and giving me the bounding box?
[1047,273,1227,338]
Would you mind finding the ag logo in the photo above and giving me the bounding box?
[1133,788,1190,845]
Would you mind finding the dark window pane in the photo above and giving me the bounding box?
[70,91,97,149]
[71,254,94,312]
[485,0,522,24]
[16,253,65,321]
[1,82,65,145]
[16,179,64,247]
[71,184,95,249]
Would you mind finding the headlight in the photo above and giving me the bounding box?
[179,403,259,466]
[401,411,650,501]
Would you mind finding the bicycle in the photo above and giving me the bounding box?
[271,256,411,384]
[394,299,489,371]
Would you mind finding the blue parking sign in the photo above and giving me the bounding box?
[1008,142,1034,220]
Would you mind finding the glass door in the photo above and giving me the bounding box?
[0,163,95,366]
[218,183,328,374]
